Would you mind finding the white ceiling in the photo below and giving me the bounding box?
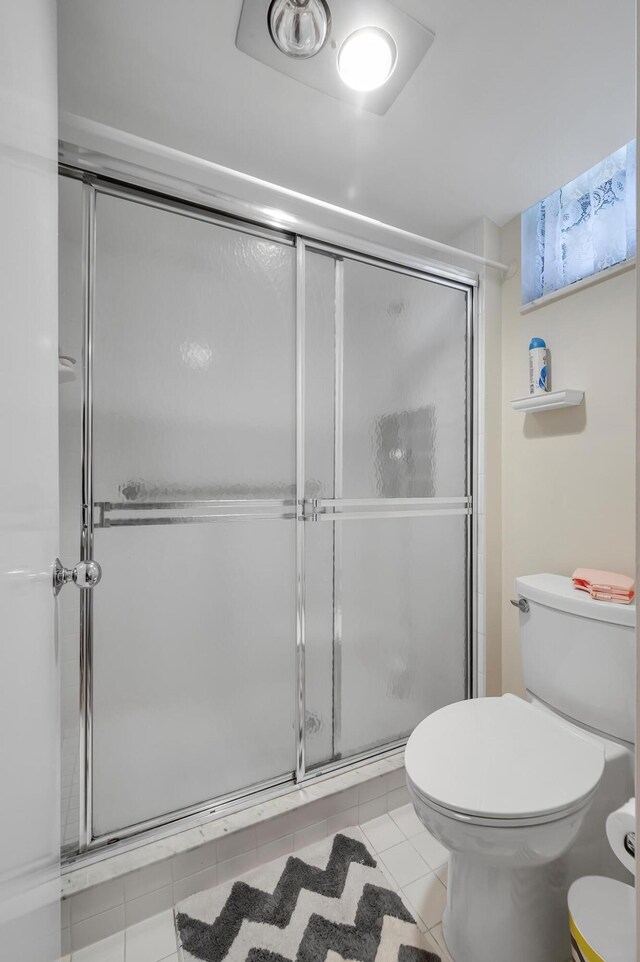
[58,0,636,241]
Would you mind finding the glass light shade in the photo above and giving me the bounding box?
[269,0,330,59]
[338,27,397,92]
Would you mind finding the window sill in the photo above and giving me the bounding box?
[520,257,636,315]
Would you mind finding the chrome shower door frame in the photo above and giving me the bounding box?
[296,237,475,773]
[65,168,476,860]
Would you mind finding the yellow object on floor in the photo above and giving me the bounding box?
[568,876,635,962]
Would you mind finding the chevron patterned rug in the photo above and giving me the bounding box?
[175,828,441,962]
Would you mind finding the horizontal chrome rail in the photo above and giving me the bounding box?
[301,496,471,522]
[101,514,297,527]
[311,508,471,522]
[100,499,296,510]
[303,236,475,293]
[308,497,470,507]
[94,499,296,528]
[89,174,296,247]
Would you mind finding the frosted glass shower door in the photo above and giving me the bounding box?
[90,192,297,838]
[304,248,470,767]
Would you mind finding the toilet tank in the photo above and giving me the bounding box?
[515,574,636,744]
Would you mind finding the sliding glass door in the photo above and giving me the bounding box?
[90,191,298,839]
[303,246,470,769]
[58,175,472,852]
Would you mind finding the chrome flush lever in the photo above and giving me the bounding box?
[53,558,102,596]
[510,598,530,614]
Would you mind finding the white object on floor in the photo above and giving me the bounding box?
[404,572,637,962]
[568,876,636,962]
[407,696,603,962]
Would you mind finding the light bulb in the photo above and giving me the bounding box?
[269,0,331,59]
[338,27,397,92]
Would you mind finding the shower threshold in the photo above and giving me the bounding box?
[61,747,407,897]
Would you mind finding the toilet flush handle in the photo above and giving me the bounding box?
[510,598,530,614]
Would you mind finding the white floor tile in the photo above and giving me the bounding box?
[360,814,405,853]
[397,892,427,933]
[124,910,177,962]
[388,804,424,839]
[378,840,430,888]
[377,859,400,893]
[430,922,456,962]
[71,932,124,962]
[402,872,447,931]
[435,861,448,886]
[410,829,449,871]
[421,928,449,958]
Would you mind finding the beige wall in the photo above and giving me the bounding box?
[500,215,636,695]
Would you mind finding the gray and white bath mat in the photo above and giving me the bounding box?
[175,828,441,962]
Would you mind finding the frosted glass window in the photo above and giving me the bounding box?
[521,140,636,304]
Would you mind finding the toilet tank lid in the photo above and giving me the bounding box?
[516,574,636,628]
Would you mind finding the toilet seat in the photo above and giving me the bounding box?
[405,694,605,826]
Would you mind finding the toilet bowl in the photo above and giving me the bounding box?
[405,694,605,962]
[405,575,635,962]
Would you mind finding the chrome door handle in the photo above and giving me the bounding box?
[510,598,529,614]
[53,558,102,596]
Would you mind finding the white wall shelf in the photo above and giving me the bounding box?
[511,389,584,413]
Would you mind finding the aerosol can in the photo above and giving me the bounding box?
[529,337,549,395]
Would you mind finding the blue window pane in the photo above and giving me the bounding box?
[522,140,636,304]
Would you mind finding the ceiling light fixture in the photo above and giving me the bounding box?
[337,27,397,91]
[268,0,331,59]
[237,0,435,115]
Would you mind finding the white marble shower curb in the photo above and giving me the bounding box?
[62,752,405,895]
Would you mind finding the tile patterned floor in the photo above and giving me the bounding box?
[62,805,452,962]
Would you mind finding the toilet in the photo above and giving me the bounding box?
[405,573,636,962]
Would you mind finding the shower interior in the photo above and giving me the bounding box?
[58,169,474,858]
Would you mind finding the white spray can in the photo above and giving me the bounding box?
[528,337,548,395]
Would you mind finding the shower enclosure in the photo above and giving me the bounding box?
[58,169,474,857]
